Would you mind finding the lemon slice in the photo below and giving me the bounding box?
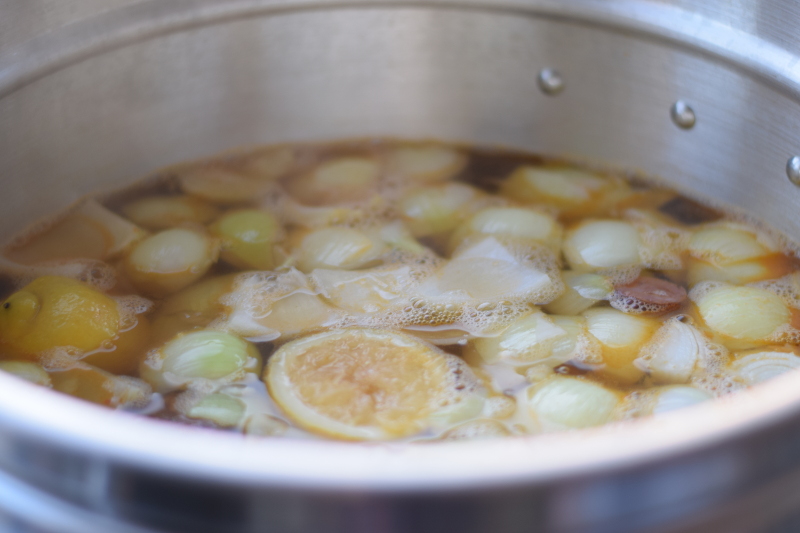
[266,329,482,440]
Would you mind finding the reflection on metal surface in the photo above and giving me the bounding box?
[787,156,800,186]
[670,100,696,129]
[537,68,564,95]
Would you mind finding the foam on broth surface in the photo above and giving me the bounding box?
[1,139,800,441]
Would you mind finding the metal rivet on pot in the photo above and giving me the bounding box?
[786,156,800,186]
[670,100,696,129]
[537,69,564,95]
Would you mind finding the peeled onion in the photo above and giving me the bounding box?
[284,157,380,206]
[549,315,588,361]
[692,283,790,343]
[294,227,385,272]
[635,319,704,384]
[385,144,467,184]
[473,310,568,365]
[647,386,712,415]
[0,361,52,387]
[210,209,281,270]
[449,207,562,253]
[276,193,391,230]
[440,419,511,441]
[183,391,247,427]
[240,146,295,181]
[527,376,620,430]
[398,183,479,237]
[584,307,658,384]
[6,199,145,264]
[729,348,800,385]
[688,226,770,265]
[563,220,642,270]
[687,255,791,286]
[501,166,609,212]
[122,195,219,230]
[543,271,612,315]
[140,330,262,394]
[179,164,277,205]
[124,228,218,297]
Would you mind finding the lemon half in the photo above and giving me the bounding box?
[266,328,482,440]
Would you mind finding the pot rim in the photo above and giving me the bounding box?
[0,364,797,491]
[1,0,800,100]
[2,0,800,492]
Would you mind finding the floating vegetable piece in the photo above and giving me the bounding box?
[0,361,52,387]
[610,276,687,314]
[543,271,613,315]
[549,315,592,362]
[440,419,511,441]
[563,220,642,270]
[311,265,420,315]
[244,414,290,436]
[635,318,706,384]
[5,199,145,264]
[686,254,794,286]
[140,330,262,394]
[624,208,690,270]
[122,195,219,230]
[178,158,284,205]
[284,157,380,206]
[729,348,800,385]
[527,376,620,430]
[650,386,713,414]
[473,310,568,365]
[398,183,480,237]
[210,209,280,270]
[50,364,152,408]
[276,194,391,229]
[449,207,562,253]
[294,227,385,272]
[692,283,790,343]
[266,329,483,440]
[215,270,340,341]
[368,221,428,255]
[584,307,658,384]
[125,228,218,297]
[183,392,247,428]
[385,144,467,184]
[0,276,120,357]
[501,166,614,216]
[252,292,339,339]
[688,226,771,265]
[628,385,713,416]
[158,274,237,320]
[415,236,559,306]
[240,146,295,181]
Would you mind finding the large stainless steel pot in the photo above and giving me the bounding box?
[3,1,800,531]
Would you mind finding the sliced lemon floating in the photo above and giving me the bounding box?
[266,329,483,440]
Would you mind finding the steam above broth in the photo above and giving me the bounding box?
[1,139,799,441]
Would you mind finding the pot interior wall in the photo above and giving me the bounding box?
[2,7,800,243]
